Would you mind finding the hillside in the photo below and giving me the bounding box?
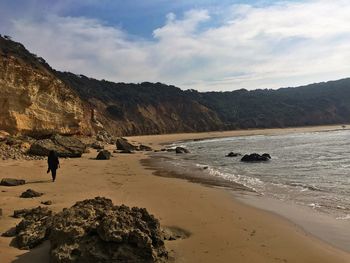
[1,35,350,136]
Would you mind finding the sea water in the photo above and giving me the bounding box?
[164,129,350,221]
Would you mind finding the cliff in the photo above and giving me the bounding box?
[0,36,92,136]
[1,35,350,137]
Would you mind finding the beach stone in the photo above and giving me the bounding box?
[139,144,153,151]
[49,197,168,263]
[116,138,137,152]
[175,147,190,154]
[41,200,53,205]
[2,227,17,237]
[20,189,43,198]
[241,153,271,162]
[225,152,242,157]
[0,178,25,186]
[96,150,111,160]
[29,134,86,158]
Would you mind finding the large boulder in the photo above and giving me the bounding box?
[29,134,86,158]
[241,153,271,162]
[116,138,137,152]
[49,197,168,263]
[96,150,111,160]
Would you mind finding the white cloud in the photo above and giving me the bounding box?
[8,0,350,91]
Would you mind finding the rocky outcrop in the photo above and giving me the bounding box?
[96,150,111,160]
[29,134,86,157]
[0,36,92,136]
[7,197,169,262]
[49,197,168,263]
[241,153,271,162]
[0,178,25,186]
[20,189,43,198]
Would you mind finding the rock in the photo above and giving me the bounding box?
[139,144,153,151]
[175,147,190,154]
[225,152,242,157]
[2,227,16,237]
[49,197,168,263]
[96,150,111,160]
[29,134,86,158]
[91,141,104,150]
[0,178,25,186]
[13,209,31,218]
[14,207,53,249]
[42,201,52,205]
[241,153,271,162]
[20,189,43,198]
[116,138,137,152]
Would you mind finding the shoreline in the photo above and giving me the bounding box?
[0,125,349,262]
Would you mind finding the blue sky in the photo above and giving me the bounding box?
[1,0,350,91]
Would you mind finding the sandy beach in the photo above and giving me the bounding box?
[1,125,350,262]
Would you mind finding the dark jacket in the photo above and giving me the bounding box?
[48,151,59,170]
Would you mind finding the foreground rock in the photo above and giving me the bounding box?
[116,138,137,152]
[0,178,25,186]
[15,207,53,249]
[241,153,271,162]
[96,150,111,160]
[7,197,169,262]
[175,147,190,154]
[29,134,86,157]
[20,189,43,198]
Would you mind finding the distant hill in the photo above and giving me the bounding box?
[1,34,350,136]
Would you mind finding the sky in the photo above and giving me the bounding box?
[1,0,350,91]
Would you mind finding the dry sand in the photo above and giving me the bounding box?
[1,125,350,262]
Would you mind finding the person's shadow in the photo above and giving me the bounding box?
[12,241,50,263]
[26,180,52,184]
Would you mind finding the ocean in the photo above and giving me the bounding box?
[159,129,350,221]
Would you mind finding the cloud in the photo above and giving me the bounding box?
[6,0,350,91]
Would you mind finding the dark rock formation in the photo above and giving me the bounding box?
[2,227,16,237]
[96,150,111,160]
[139,144,153,151]
[49,197,168,263]
[29,134,86,157]
[91,141,104,150]
[15,206,53,249]
[175,147,190,154]
[225,152,242,157]
[0,178,25,186]
[13,209,31,218]
[241,153,271,162]
[116,138,137,152]
[41,200,53,205]
[20,189,43,198]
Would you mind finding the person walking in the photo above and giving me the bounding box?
[47,150,60,182]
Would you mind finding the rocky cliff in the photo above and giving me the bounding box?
[0,36,92,136]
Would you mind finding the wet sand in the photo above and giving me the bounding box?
[0,125,350,262]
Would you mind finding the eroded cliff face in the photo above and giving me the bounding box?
[0,37,92,136]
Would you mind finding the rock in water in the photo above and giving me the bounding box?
[241,153,271,162]
[0,178,25,186]
[49,197,168,263]
[96,150,111,160]
[29,134,86,157]
[175,147,190,154]
[116,138,137,152]
[20,189,43,198]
